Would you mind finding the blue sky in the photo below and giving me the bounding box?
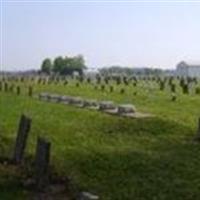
[1,1,200,70]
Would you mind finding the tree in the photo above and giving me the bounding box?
[53,55,86,75]
[53,56,64,74]
[69,55,86,75]
[41,58,52,74]
[41,55,87,75]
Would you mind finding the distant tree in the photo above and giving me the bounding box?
[99,66,165,76]
[53,55,86,75]
[41,58,52,74]
[69,55,86,75]
[53,56,64,74]
[41,55,87,75]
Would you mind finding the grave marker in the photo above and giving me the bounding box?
[35,137,51,191]
[13,114,31,164]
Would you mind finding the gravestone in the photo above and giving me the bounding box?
[28,86,33,97]
[99,101,116,112]
[159,81,165,91]
[49,94,61,103]
[16,86,20,95]
[70,97,84,107]
[109,85,114,92]
[120,88,125,94]
[83,99,99,109]
[170,84,176,93]
[118,104,136,115]
[4,82,8,92]
[39,92,50,101]
[182,84,189,94]
[64,80,68,85]
[60,95,73,104]
[13,114,31,164]
[171,93,177,102]
[9,84,14,92]
[35,137,51,191]
[101,85,105,91]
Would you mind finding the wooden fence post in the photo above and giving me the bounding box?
[13,114,31,164]
[35,137,51,191]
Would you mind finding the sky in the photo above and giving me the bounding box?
[1,1,200,71]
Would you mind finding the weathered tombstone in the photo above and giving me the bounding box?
[64,80,68,85]
[116,77,121,85]
[170,84,176,93]
[87,77,91,84]
[171,93,177,102]
[4,82,8,92]
[118,104,136,115]
[182,83,189,94]
[28,86,33,97]
[39,92,49,101]
[83,99,99,109]
[101,85,105,91]
[159,81,165,91]
[13,114,31,164]
[70,97,84,107]
[35,137,51,191]
[99,101,116,111]
[120,88,125,94]
[96,75,101,84]
[60,95,73,104]
[133,91,137,96]
[133,82,137,87]
[9,84,14,92]
[104,77,109,85]
[109,85,114,92]
[49,94,61,103]
[16,86,20,95]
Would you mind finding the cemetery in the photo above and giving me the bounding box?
[0,74,200,199]
[2,1,200,199]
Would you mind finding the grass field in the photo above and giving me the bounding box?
[0,78,200,199]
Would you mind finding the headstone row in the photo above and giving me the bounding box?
[39,92,136,117]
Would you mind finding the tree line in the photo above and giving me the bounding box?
[41,55,86,75]
[99,66,166,76]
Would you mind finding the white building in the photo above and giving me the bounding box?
[176,61,200,77]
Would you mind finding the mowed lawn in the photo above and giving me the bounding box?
[0,80,200,200]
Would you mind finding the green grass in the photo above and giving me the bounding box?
[0,79,200,199]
